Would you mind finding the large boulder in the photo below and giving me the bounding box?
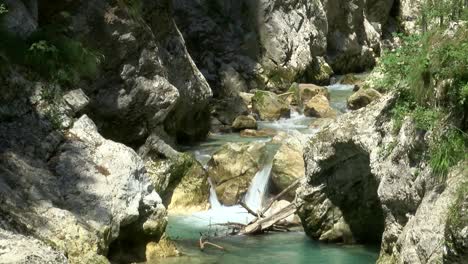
[272,131,308,200]
[303,95,337,118]
[0,114,167,263]
[297,94,468,263]
[207,142,267,205]
[57,0,214,145]
[252,90,290,121]
[347,88,382,110]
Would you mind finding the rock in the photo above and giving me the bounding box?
[347,88,382,110]
[0,114,167,263]
[65,0,213,144]
[0,228,68,264]
[240,128,277,138]
[2,0,38,38]
[306,57,334,85]
[309,118,335,130]
[145,236,180,261]
[297,94,468,263]
[63,89,89,114]
[212,96,249,125]
[298,84,330,103]
[167,159,210,214]
[239,92,255,109]
[93,75,180,145]
[303,95,337,118]
[207,142,267,205]
[174,0,401,94]
[232,115,257,131]
[272,132,308,200]
[252,90,290,121]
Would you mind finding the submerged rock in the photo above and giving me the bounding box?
[303,95,337,118]
[347,88,382,110]
[232,115,257,131]
[252,90,291,121]
[207,142,267,206]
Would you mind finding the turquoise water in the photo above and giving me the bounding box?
[154,216,379,264]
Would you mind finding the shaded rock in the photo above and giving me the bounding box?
[240,128,277,138]
[347,88,382,110]
[232,115,257,131]
[207,142,267,205]
[252,90,290,121]
[212,96,249,125]
[272,132,308,201]
[304,95,337,118]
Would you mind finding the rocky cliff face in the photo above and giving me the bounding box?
[297,95,468,263]
[0,0,211,263]
[173,0,402,95]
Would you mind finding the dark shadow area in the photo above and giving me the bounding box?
[311,142,385,245]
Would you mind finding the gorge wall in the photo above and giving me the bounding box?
[173,0,411,96]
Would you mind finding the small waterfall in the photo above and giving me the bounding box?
[243,163,273,212]
[208,177,221,209]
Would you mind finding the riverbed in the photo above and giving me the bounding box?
[149,83,379,264]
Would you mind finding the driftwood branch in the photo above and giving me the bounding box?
[199,236,225,251]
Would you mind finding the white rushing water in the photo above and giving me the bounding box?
[181,80,356,229]
[244,163,273,212]
[208,177,221,209]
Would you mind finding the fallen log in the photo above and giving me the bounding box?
[260,179,300,216]
[239,200,261,218]
[241,203,296,234]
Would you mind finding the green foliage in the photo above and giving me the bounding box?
[390,98,440,132]
[429,129,468,178]
[0,28,102,85]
